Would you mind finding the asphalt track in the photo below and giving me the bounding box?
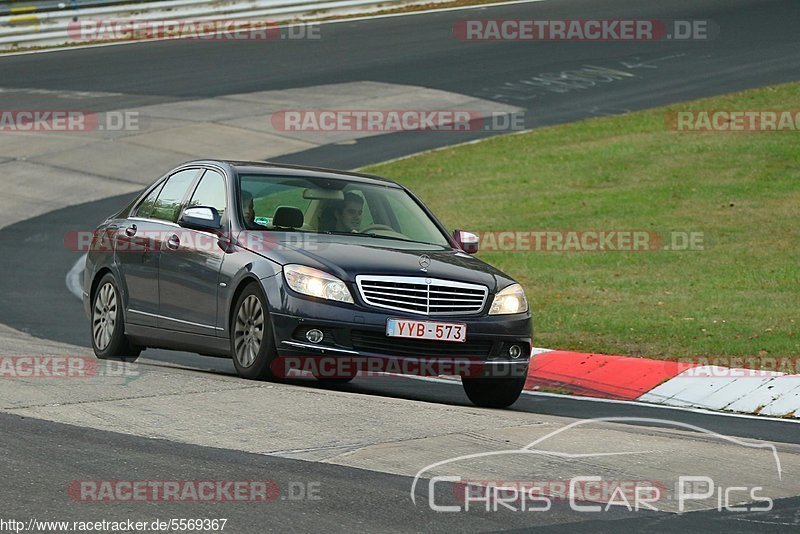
[2,0,800,531]
[5,411,800,533]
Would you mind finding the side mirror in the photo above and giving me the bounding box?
[453,230,479,254]
[179,206,221,231]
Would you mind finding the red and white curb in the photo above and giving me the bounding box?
[527,349,800,419]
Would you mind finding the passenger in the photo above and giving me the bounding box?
[241,190,257,228]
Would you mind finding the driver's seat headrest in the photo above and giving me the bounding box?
[273,206,304,228]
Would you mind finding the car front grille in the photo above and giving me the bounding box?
[355,275,488,316]
[350,330,493,358]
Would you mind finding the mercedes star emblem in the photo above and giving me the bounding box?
[418,254,431,272]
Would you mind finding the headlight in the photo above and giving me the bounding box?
[488,283,528,315]
[283,264,354,304]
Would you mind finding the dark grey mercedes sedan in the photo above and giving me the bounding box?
[84,160,532,407]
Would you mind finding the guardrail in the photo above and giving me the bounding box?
[0,0,151,17]
[0,0,445,50]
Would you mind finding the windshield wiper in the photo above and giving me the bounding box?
[254,227,312,233]
[361,233,432,245]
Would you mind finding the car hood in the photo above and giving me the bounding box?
[237,231,514,292]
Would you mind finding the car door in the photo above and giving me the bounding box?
[157,168,228,336]
[117,168,201,327]
[114,180,165,327]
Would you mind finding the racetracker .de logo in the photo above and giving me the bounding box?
[63,229,324,253]
[669,357,800,378]
[453,19,716,41]
[271,110,525,132]
[0,110,95,132]
[0,356,131,379]
[271,355,528,379]
[0,110,139,132]
[67,480,285,502]
[475,230,708,252]
[667,110,800,131]
[66,19,320,41]
[0,356,91,378]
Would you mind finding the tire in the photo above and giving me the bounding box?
[462,375,526,408]
[230,283,278,380]
[91,273,141,362]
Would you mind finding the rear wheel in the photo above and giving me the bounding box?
[462,375,526,408]
[91,273,141,362]
[231,283,277,380]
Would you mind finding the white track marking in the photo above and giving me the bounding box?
[65,253,87,300]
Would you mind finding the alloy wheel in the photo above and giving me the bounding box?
[234,295,265,368]
[92,282,117,350]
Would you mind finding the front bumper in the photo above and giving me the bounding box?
[262,280,532,379]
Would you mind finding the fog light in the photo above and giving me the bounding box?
[306,329,324,344]
[508,345,522,359]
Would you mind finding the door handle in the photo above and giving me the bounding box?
[125,224,137,237]
[166,234,180,250]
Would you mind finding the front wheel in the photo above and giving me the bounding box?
[91,273,141,362]
[462,375,526,408]
[231,283,277,380]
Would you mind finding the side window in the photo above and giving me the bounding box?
[134,182,164,219]
[187,170,227,220]
[151,169,200,223]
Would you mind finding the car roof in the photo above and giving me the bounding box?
[184,159,403,188]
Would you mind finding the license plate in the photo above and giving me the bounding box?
[386,318,466,343]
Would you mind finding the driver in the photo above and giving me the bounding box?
[334,192,363,233]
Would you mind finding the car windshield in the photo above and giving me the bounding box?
[238,173,451,247]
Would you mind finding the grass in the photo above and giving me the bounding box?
[362,82,800,359]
